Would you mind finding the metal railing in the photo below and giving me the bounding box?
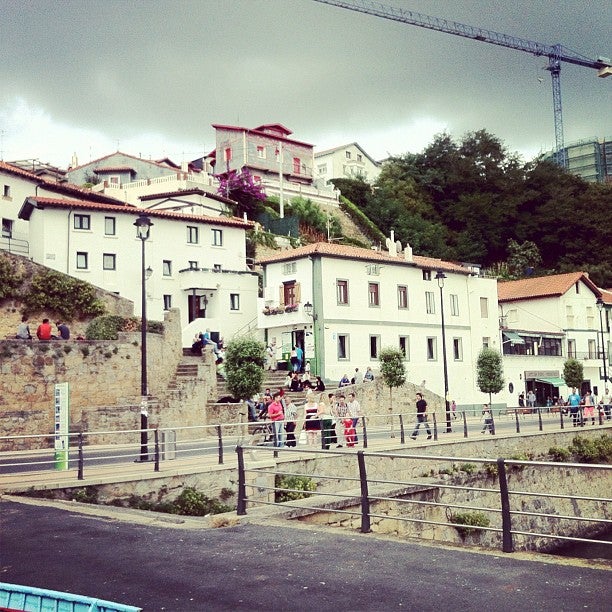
[235,445,612,554]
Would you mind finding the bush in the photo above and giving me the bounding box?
[449,511,490,537]
[460,463,477,474]
[275,474,316,502]
[86,315,164,340]
[569,435,612,464]
[548,446,571,462]
[174,487,232,516]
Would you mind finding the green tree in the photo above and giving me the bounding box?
[476,348,505,405]
[379,346,406,436]
[224,337,265,401]
[506,239,542,278]
[563,358,584,391]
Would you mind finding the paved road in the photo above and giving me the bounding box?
[1,498,610,612]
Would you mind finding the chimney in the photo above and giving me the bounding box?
[181,160,188,173]
[404,242,413,262]
[70,152,78,168]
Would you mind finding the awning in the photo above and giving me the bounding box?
[503,331,525,344]
[535,377,566,386]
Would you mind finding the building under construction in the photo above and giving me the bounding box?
[543,137,612,183]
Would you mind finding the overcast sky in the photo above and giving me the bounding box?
[1,0,610,169]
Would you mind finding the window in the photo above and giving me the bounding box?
[337,280,349,305]
[163,260,172,276]
[76,252,88,269]
[425,291,435,314]
[453,338,463,361]
[357,154,362,162]
[163,295,172,310]
[317,164,327,175]
[482,337,490,349]
[109,175,120,185]
[256,145,266,159]
[422,270,432,281]
[104,216,116,236]
[480,297,489,318]
[588,339,597,359]
[566,305,574,327]
[575,282,580,294]
[282,262,297,274]
[399,336,410,360]
[586,307,595,330]
[187,226,199,244]
[102,253,116,270]
[230,293,240,311]
[3,185,11,198]
[398,285,408,309]
[427,337,437,360]
[345,151,352,159]
[293,157,301,174]
[450,294,459,316]
[282,281,300,306]
[188,260,198,269]
[567,339,576,358]
[212,228,223,246]
[1,218,12,238]
[74,214,90,230]
[337,334,349,360]
[368,282,380,307]
[213,264,222,272]
[370,335,381,359]
[224,147,232,162]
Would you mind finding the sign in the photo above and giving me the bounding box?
[54,382,69,470]
[524,370,559,379]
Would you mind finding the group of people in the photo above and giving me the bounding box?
[16,317,70,340]
[338,367,375,387]
[191,329,222,357]
[284,370,325,393]
[519,388,611,424]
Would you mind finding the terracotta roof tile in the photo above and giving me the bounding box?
[256,242,470,274]
[0,160,41,181]
[498,272,601,302]
[22,196,254,228]
[93,166,136,173]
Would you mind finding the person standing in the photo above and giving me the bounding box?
[353,368,363,385]
[56,321,70,340]
[567,388,582,427]
[602,388,611,420]
[16,316,32,339]
[36,318,52,341]
[303,392,320,446]
[333,394,350,448]
[317,400,334,450]
[481,404,494,434]
[518,392,525,407]
[527,390,536,409]
[295,345,304,373]
[284,395,298,447]
[451,400,457,419]
[347,392,362,444]
[410,393,432,440]
[583,390,596,425]
[267,393,285,447]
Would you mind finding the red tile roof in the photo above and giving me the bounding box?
[0,160,41,181]
[68,151,178,173]
[498,272,601,302]
[93,166,136,173]
[20,196,254,228]
[211,124,313,149]
[256,242,471,274]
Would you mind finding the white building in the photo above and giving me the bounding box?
[314,142,382,186]
[498,272,611,405]
[18,195,258,347]
[256,240,499,406]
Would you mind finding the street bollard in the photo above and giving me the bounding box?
[77,433,84,480]
[217,425,224,464]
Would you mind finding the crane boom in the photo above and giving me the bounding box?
[313,0,611,166]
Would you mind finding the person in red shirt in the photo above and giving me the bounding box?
[267,393,285,447]
[36,318,52,341]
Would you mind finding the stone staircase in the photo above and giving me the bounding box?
[215,368,312,403]
[167,356,201,391]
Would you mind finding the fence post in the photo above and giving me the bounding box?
[514,409,521,433]
[497,458,514,553]
[399,414,405,444]
[432,413,438,441]
[77,433,84,481]
[537,408,543,431]
[154,429,160,472]
[217,425,224,464]
[361,416,368,449]
[462,411,468,438]
[490,411,496,435]
[356,451,371,533]
[559,408,564,429]
[236,446,247,516]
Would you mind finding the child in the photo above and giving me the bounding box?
[343,418,356,447]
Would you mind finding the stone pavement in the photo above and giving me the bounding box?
[1,496,610,612]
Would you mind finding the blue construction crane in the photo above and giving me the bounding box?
[313,0,611,167]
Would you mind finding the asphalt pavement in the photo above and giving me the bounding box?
[1,497,610,612]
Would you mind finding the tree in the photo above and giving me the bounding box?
[379,347,406,437]
[476,348,504,405]
[216,167,266,219]
[506,239,542,278]
[563,358,584,391]
[224,337,265,401]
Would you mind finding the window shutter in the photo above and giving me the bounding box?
[295,283,301,304]
[279,286,285,306]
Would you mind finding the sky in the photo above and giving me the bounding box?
[1,0,610,169]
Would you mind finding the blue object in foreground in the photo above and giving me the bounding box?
[0,582,141,612]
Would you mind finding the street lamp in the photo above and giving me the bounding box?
[134,213,153,461]
[435,270,451,433]
[596,298,608,388]
[304,301,318,375]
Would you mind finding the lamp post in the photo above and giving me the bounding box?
[435,271,451,433]
[134,213,153,461]
[596,298,608,388]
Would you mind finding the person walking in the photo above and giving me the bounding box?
[410,393,432,440]
[481,404,494,434]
